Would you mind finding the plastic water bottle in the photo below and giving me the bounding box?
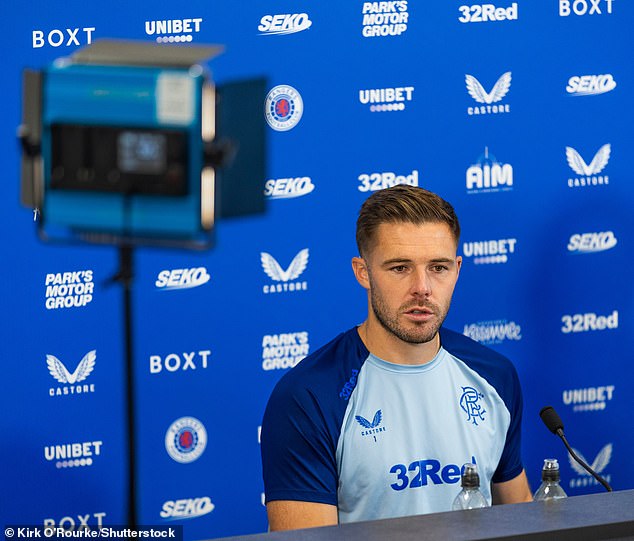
[452,463,489,510]
[533,458,567,501]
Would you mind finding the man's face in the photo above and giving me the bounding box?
[355,221,462,345]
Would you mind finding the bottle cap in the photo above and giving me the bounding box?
[461,463,480,488]
[542,458,561,482]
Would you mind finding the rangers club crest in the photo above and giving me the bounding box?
[165,416,208,463]
[459,386,486,426]
[265,85,303,131]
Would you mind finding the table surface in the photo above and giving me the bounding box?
[213,489,634,541]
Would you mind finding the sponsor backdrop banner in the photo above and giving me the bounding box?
[1,1,632,539]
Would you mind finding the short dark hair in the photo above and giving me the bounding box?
[355,185,461,257]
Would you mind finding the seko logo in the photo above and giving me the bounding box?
[567,74,617,96]
[258,14,312,35]
[155,267,210,290]
[160,497,215,520]
[264,177,315,199]
[567,231,617,254]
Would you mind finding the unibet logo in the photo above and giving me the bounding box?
[44,441,103,468]
[258,14,312,35]
[264,177,315,199]
[466,72,511,115]
[567,74,617,96]
[567,231,617,253]
[563,385,615,412]
[466,148,513,193]
[155,268,210,290]
[359,87,415,112]
[458,3,518,23]
[462,238,517,264]
[160,497,215,520]
[362,1,409,38]
[44,513,107,530]
[262,332,309,370]
[150,351,211,374]
[145,19,203,43]
[560,0,613,16]
[358,169,418,192]
[32,27,95,48]
[561,310,618,333]
[566,144,611,188]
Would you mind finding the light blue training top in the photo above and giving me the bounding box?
[261,326,524,523]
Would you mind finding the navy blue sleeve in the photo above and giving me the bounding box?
[492,360,524,483]
[261,375,339,505]
[260,329,368,505]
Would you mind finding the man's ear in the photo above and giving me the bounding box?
[352,257,370,290]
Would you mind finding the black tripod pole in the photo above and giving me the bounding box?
[113,243,138,527]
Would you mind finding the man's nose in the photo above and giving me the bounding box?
[410,269,432,296]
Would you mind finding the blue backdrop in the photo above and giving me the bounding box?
[1,1,632,539]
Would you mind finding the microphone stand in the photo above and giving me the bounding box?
[555,428,612,492]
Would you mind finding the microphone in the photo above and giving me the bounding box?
[539,406,612,492]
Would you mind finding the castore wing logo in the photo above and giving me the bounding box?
[465,72,511,104]
[355,410,382,429]
[261,249,309,282]
[569,444,612,475]
[355,409,385,441]
[47,351,96,384]
[566,144,611,176]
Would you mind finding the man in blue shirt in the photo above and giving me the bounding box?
[261,186,533,530]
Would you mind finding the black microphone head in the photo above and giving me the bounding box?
[540,406,564,434]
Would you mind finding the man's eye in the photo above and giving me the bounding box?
[391,265,407,272]
[432,265,448,272]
